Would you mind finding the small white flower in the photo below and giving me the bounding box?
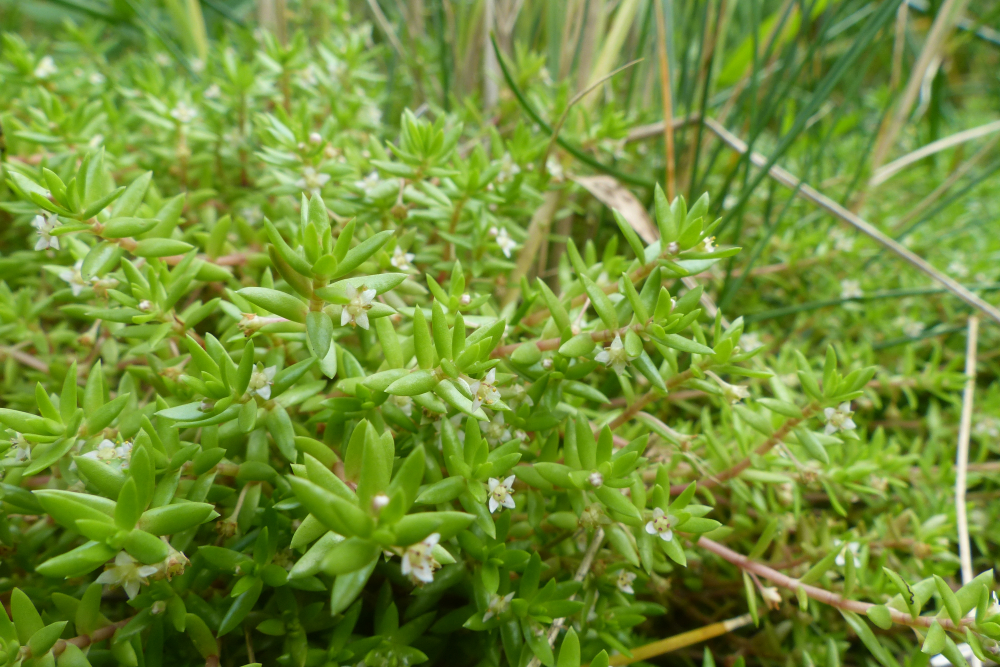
[153,544,189,580]
[86,439,116,461]
[616,570,637,595]
[487,475,516,513]
[484,412,511,446]
[391,394,413,416]
[240,205,263,226]
[88,71,106,85]
[390,246,416,271]
[974,418,1000,440]
[32,214,61,251]
[595,334,631,375]
[831,230,854,252]
[948,260,969,278]
[116,440,133,469]
[459,293,472,306]
[824,402,856,435]
[739,332,763,352]
[170,101,197,124]
[722,194,740,210]
[644,508,676,542]
[496,153,521,183]
[401,533,441,584]
[96,551,159,599]
[893,316,924,338]
[695,236,715,253]
[59,260,89,297]
[297,167,330,194]
[840,279,863,300]
[34,56,57,79]
[204,84,221,99]
[353,170,380,194]
[834,540,861,568]
[588,472,604,488]
[154,53,172,67]
[190,58,205,74]
[372,494,391,512]
[546,158,564,182]
[248,365,277,400]
[9,432,31,463]
[491,227,517,258]
[482,591,515,622]
[469,369,500,413]
[138,300,153,312]
[707,371,749,404]
[761,586,782,608]
[308,131,323,144]
[341,284,376,330]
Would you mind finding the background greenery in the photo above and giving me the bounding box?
[1,0,1000,666]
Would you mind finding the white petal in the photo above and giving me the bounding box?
[401,556,412,575]
[96,570,119,585]
[824,424,836,435]
[483,611,494,622]
[51,236,60,249]
[502,496,516,509]
[652,507,665,518]
[824,408,835,419]
[425,533,440,547]
[264,366,277,379]
[645,522,657,535]
[503,475,515,488]
[838,402,851,412]
[621,585,634,594]
[124,581,140,599]
[595,351,610,364]
[843,418,856,430]
[356,312,369,330]
[257,385,271,400]
[138,566,159,577]
[341,309,352,326]
[35,237,47,251]
[489,498,499,513]
[471,398,482,413]
[660,529,673,542]
[488,478,499,491]
[486,369,495,384]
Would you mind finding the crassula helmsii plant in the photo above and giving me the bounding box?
[0,14,997,667]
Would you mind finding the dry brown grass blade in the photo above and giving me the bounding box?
[625,114,699,142]
[502,190,562,307]
[601,615,753,666]
[571,171,730,327]
[870,119,1000,186]
[654,0,676,200]
[956,316,979,586]
[702,116,1000,326]
[541,59,643,177]
[891,132,1000,231]
[868,0,972,174]
[572,174,658,242]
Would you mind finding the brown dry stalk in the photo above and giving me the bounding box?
[700,117,1000,326]
[696,536,971,633]
[21,616,134,658]
[956,316,979,585]
[601,614,753,665]
[653,0,676,200]
[669,405,816,494]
